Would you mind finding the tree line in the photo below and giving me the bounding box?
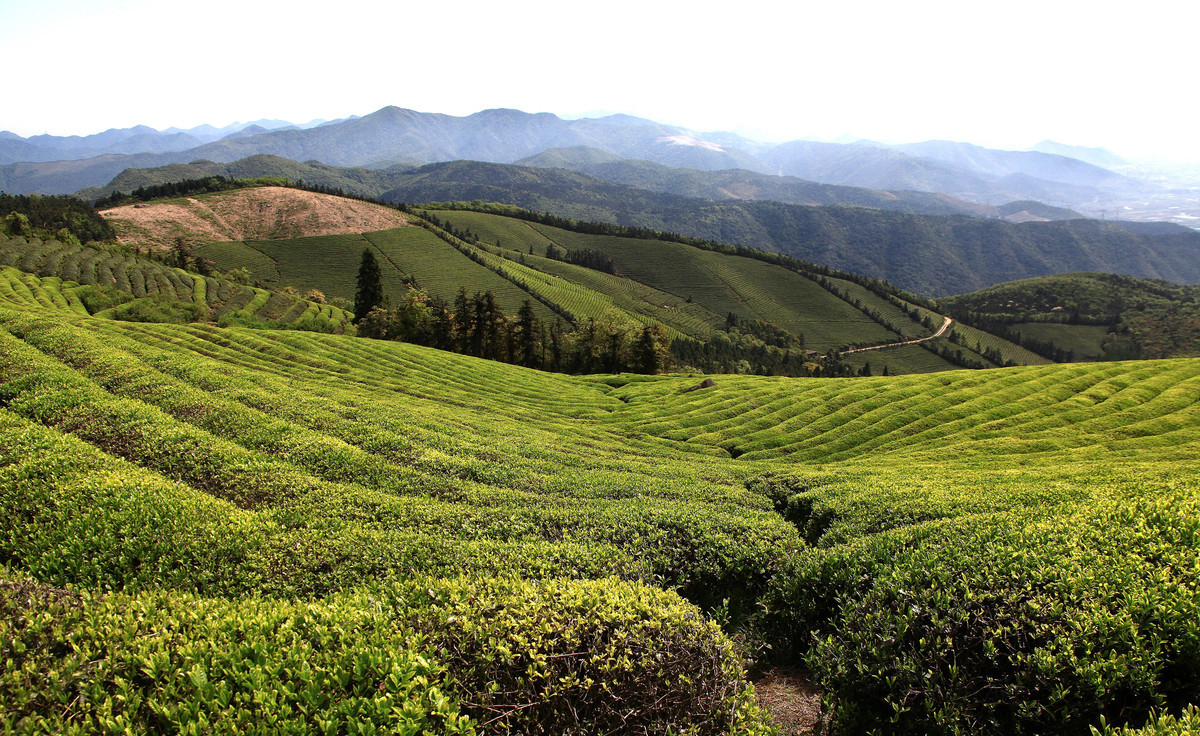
[352,249,671,374]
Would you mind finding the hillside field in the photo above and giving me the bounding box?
[173,191,1049,375]
[1,252,1199,735]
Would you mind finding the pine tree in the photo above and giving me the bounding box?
[353,248,384,323]
[516,300,542,368]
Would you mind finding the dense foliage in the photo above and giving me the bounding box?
[358,286,673,374]
[0,192,114,244]
[939,272,1200,360]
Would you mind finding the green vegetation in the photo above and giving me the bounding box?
[92,174,290,209]
[74,156,1200,296]
[1,255,1198,734]
[352,247,383,321]
[203,203,1029,376]
[939,272,1200,361]
[1,192,114,245]
[0,234,353,332]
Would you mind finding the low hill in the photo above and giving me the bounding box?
[100,186,410,250]
[76,154,408,201]
[938,272,1200,361]
[2,279,1198,734]
[996,199,1083,222]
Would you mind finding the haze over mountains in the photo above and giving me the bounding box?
[5,104,1199,295]
[4,105,1196,228]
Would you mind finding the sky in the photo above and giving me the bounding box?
[3,0,1198,162]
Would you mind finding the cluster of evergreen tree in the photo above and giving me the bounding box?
[352,249,670,374]
[544,246,616,274]
[0,193,115,245]
[670,328,857,378]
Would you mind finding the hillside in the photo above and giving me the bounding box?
[73,157,1200,296]
[938,272,1200,360]
[100,186,409,250]
[2,267,1198,734]
[179,195,1060,375]
[374,166,1200,295]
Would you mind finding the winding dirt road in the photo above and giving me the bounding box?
[842,316,953,354]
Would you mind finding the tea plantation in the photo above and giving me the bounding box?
[1,259,1198,734]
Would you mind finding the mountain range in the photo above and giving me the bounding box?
[0,106,1162,219]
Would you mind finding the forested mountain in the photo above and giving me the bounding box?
[368,163,1200,296]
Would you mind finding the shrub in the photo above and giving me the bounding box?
[108,296,208,324]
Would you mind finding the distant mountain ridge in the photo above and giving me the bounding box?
[515,147,996,217]
[0,117,336,165]
[0,106,1151,216]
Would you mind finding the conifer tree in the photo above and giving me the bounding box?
[353,248,384,323]
[515,300,542,368]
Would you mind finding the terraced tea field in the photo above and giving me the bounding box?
[2,245,1198,734]
[0,234,353,332]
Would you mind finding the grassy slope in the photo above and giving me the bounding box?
[1,275,1198,734]
[199,212,915,352]
[414,209,928,351]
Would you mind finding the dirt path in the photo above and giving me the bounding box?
[755,667,823,735]
[842,316,953,354]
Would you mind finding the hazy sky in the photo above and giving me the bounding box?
[3,0,1197,161]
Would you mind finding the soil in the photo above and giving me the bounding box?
[754,667,823,735]
[101,186,409,250]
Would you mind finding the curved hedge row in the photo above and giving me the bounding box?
[0,235,353,332]
[1,572,771,735]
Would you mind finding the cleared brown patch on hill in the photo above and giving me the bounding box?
[101,186,408,249]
